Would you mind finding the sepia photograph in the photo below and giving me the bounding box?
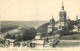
[0,0,80,51]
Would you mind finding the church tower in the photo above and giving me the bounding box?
[76,15,78,21]
[76,15,79,24]
[48,16,55,34]
[59,2,67,29]
[50,16,55,27]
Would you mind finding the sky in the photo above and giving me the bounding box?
[0,0,80,21]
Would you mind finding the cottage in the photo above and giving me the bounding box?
[72,25,78,32]
[9,39,15,47]
[5,39,15,47]
[31,34,44,47]
[5,39,10,46]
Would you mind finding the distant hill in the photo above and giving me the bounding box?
[1,21,48,28]
[0,21,59,33]
[0,21,48,33]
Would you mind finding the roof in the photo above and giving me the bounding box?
[6,39,10,40]
[74,25,78,29]
[72,29,78,32]
[50,18,55,23]
[32,40,44,44]
[10,39,15,42]
[59,10,66,15]
[55,34,60,37]
[35,36,41,40]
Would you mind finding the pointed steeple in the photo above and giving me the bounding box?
[67,16,70,21]
[52,16,53,19]
[68,16,70,19]
[50,16,55,26]
[62,1,64,10]
[76,15,78,21]
[62,1,63,6]
[51,16,54,20]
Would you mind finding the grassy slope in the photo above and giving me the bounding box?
[61,34,80,40]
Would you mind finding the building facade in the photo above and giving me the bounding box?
[48,16,55,34]
[59,2,67,30]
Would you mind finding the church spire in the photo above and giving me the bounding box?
[52,16,53,19]
[62,1,63,6]
[62,1,64,10]
[76,15,78,21]
[68,16,70,19]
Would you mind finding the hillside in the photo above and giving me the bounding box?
[0,21,48,33]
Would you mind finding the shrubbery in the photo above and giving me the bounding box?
[5,27,37,41]
[21,27,37,41]
[37,23,49,36]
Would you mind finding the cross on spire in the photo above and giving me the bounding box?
[68,16,69,19]
[76,15,78,20]
[52,16,53,19]
[62,1,64,10]
[62,1,64,6]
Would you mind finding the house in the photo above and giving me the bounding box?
[30,33,44,47]
[5,39,10,46]
[72,25,78,32]
[5,39,15,47]
[9,39,15,47]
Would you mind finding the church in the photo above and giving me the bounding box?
[47,16,55,34]
[48,2,68,34]
[59,2,67,29]
[47,2,80,35]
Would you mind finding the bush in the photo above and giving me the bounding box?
[22,27,37,41]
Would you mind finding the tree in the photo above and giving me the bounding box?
[17,34,22,41]
[66,21,74,31]
[5,33,11,39]
[37,23,49,36]
[11,34,16,39]
[22,27,37,41]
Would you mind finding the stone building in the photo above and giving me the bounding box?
[59,2,67,30]
[47,16,55,34]
[66,16,71,25]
